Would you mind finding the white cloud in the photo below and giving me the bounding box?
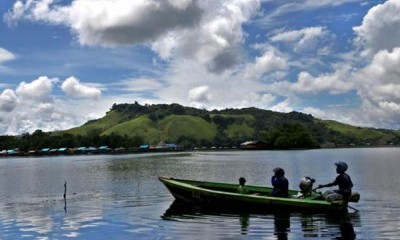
[0,47,16,63]
[354,48,400,124]
[188,85,212,104]
[257,0,362,27]
[5,0,203,46]
[269,66,354,95]
[353,0,400,56]
[152,56,281,111]
[16,76,57,101]
[117,78,164,92]
[0,89,17,112]
[270,26,333,54]
[270,99,293,113]
[302,107,326,119]
[242,46,287,80]
[0,81,110,135]
[61,76,101,99]
[241,92,276,107]
[299,47,400,129]
[152,0,261,72]
[5,0,261,73]
[0,47,16,72]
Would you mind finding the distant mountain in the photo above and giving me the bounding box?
[63,102,400,149]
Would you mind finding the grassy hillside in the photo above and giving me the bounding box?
[321,120,387,141]
[65,110,129,135]
[102,115,159,143]
[225,123,254,140]
[159,115,217,143]
[100,114,217,144]
[59,102,400,148]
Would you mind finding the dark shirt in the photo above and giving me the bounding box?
[333,173,353,199]
[271,176,289,197]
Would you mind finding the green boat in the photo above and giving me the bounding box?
[159,176,360,213]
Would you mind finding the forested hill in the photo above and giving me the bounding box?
[61,102,400,149]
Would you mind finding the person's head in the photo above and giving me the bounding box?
[239,177,246,186]
[335,161,348,174]
[273,167,285,177]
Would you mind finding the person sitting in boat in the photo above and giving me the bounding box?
[271,167,289,198]
[237,177,249,194]
[318,161,353,202]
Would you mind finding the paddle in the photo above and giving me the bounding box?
[347,205,359,212]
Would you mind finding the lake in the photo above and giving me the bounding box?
[0,148,399,239]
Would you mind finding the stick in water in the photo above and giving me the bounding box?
[64,181,67,213]
[64,181,67,199]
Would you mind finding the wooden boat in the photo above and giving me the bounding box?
[159,176,359,213]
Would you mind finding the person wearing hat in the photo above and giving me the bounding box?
[271,167,289,198]
[318,161,353,201]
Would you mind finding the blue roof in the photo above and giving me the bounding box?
[98,146,108,150]
[140,145,149,149]
[77,147,86,150]
[41,148,50,152]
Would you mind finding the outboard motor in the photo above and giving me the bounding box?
[299,176,315,197]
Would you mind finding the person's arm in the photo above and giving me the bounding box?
[318,182,335,188]
[318,177,338,188]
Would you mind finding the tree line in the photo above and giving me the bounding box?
[0,130,144,152]
[0,123,321,151]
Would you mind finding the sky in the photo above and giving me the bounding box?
[0,0,399,135]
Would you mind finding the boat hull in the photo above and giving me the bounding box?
[159,176,349,213]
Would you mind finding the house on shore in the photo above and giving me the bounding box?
[240,140,269,150]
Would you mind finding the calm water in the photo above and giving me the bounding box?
[0,148,399,239]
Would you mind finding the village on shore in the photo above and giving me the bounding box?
[0,140,269,157]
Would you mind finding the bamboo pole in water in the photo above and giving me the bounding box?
[64,181,67,199]
[64,181,67,213]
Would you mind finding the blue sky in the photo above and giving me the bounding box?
[1,0,399,135]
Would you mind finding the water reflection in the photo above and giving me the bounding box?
[274,212,290,239]
[328,211,359,240]
[300,211,360,239]
[162,200,360,239]
[0,195,106,239]
[239,213,249,235]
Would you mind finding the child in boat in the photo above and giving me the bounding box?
[318,161,353,202]
[237,177,249,194]
[271,167,289,197]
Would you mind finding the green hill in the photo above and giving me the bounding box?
[2,102,399,151]
[59,102,400,148]
[320,120,395,146]
[99,114,217,144]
